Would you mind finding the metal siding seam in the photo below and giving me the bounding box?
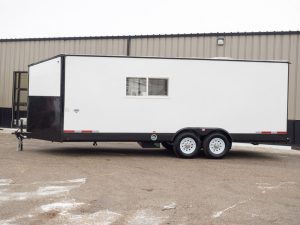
[195,37,200,57]
[173,37,178,57]
[113,39,118,55]
[244,36,249,59]
[0,43,6,107]
[215,37,219,57]
[156,37,161,56]
[200,37,205,57]
[141,38,148,56]
[231,37,237,59]
[272,35,276,59]
[5,43,11,107]
[250,35,254,59]
[295,35,299,119]
[120,39,124,55]
[104,39,109,55]
[226,37,233,58]
[258,35,262,60]
[37,41,42,60]
[289,35,296,120]
[136,38,141,56]
[161,37,166,57]
[221,36,226,57]
[131,38,136,56]
[241,36,246,59]
[7,43,14,107]
[237,36,241,58]
[141,38,145,56]
[165,38,171,57]
[108,39,113,55]
[28,41,32,64]
[124,39,128,55]
[94,39,99,54]
[177,37,183,57]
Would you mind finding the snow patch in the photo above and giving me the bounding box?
[37,185,77,196]
[0,179,13,186]
[0,218,17,225]
[162,202,176,210]
[256,182,297,194]
[127,209,166,225]
[32,177,86,185]
[41,199,84,214]
[0,178,86,202]
[63,210,121,225]
[212,198,253,218]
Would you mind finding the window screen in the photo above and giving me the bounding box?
[126,77,147,96]
[148,78,168,96]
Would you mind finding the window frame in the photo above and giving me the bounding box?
[148,77,169,96]
[125,76,169,98]
[126,77,147,97]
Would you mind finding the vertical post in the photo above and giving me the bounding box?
[12,72,17,127]
[16,73,21,127]
[127,37,131,56]
[17,119,24,151]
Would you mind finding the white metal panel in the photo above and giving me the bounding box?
[29,57,61,96]
[64,56,288,134]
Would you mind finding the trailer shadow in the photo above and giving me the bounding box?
[31,146,282,161]
[32,147,174,158]
[226,148,281,160]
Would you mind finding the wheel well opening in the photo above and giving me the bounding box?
[206,130,232,148]
[173,128,232,149]
[173,129,200,142]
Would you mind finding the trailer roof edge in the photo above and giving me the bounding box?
[28,54,290,67]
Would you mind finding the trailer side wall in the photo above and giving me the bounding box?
[63,56,288,134]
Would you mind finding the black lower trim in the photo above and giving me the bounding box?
[0,107,12,128]
[231,133,289,144]
[62,132,290,144]
[63,133,174,142]
[288,120,300,149]
[27,96,62,141]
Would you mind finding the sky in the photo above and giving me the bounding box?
[0,0,299,38]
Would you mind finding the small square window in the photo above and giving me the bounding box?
[148,78,168,96]
[126,77,147,96]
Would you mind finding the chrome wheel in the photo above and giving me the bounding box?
[179,137,197,154]
[209,137,226,154]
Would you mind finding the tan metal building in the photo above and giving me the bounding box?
[0,31,299,148]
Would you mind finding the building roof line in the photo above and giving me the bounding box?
[0,30,299,42]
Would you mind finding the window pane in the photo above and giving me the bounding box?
[126,77,147,96]
[148,78,168,96]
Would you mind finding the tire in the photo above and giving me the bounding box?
[203,133,230,159]
[161,141,173,150]
[173,132,201,158]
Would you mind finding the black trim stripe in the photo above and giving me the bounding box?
[60,56,65,141]
[63,133,289,144]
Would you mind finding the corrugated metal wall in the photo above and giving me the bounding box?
[0,32,299,120]
[0,38,127,109]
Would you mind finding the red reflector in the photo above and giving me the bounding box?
[261,131,272,134]
[277,131,287,134]
[81,130,93,133]
[64,130,75,133]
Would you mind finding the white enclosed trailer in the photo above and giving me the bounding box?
[18,55,290,158]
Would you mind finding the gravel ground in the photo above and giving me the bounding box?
[0,132,300,225]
